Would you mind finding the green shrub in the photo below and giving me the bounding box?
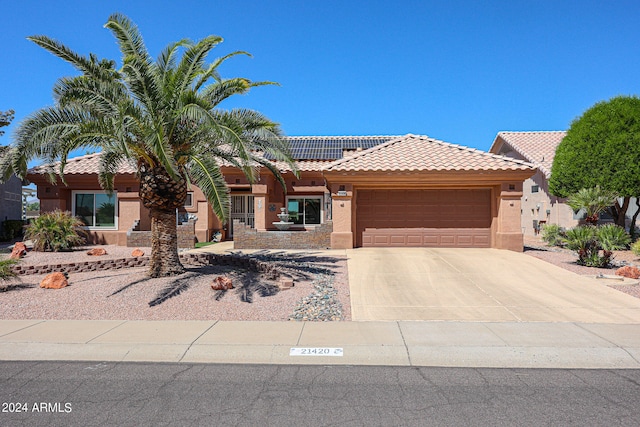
[1,220,26,241]
[0,258,18,281]
[563,224,630,267]
[24,210,87,252]
[541,224,565,246]
[563,226,600,266]
[632,240,640,257]
[597,224,631,251]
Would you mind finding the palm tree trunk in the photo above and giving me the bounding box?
[148,207,185,277]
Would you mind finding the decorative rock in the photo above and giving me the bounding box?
[131,248,145,257]
[87,248,107,256]
[615,265,640,279]
[40,272,69,289]
[9,242,27,260]
[211,276,234,290]
[279,278,294,290]
[288,273,343,321]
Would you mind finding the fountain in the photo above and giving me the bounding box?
[273,207,294,230]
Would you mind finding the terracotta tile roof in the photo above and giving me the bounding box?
[269,135,398,160]
[490,131,566,178]
[323,134,535,172]
[27,136,395,176]
[28,153,137,175]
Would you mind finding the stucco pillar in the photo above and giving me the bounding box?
[252,184,269,231]
[495,183,524,252]
[330,184,353,249]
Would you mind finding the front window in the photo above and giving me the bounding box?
[185,192,193,208]
[287,197,322,226]
[74,192,117,228]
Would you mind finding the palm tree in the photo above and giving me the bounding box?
[1,13,296,277]
[566,185,617,226]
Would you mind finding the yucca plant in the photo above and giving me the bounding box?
[24,210,86,252]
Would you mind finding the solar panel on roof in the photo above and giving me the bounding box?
[263,136,395,160]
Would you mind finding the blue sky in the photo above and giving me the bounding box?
[2,0,640,153]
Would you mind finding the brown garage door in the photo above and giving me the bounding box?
[356,189,491,247]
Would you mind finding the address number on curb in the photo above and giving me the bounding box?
[290,347,343,356]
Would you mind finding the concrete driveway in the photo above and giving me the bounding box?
[347,248,640,323]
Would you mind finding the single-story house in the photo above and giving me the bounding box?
[489,131,577,235]
[0,175,24,234]
[489,131,639,235]
[27,134,535,251]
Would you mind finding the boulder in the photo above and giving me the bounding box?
[9,242,27,260]
[40,272,69,289]
[87,248,107,256]
[615,265,640,279]
[131,248,145,257]
[211,276,233,291]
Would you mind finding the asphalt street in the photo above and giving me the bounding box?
[1,361,639,426]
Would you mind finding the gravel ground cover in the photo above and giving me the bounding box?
[0,245,351,321]
[523,237,640,300]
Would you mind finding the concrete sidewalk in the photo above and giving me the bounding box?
[1,320,639,369]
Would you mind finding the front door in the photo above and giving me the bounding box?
[229,195,255,238]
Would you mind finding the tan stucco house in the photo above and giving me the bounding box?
[27,134,535,251]
[489,131,582,236]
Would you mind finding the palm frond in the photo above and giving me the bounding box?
[98,149,128,193]
[194,50,251,91]
[202,78,252,106]
[187,156,230,223]
[173,35,223,99]
[27,35,115,81]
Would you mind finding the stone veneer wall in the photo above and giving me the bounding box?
[12,252,280,278]
[126,219,196,249]
[233,220,333,250]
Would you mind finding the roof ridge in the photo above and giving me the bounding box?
[283,135,401,139]
[428,135,534,166]
[324,134,535,172]
[498,130,566,134]
[322,134,419,169]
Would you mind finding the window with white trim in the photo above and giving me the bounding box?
[73,192,117,229]
[287,196,322,226]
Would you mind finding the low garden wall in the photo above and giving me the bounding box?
[11,251,279,279]
[232,220,333,250]
[126,219,196,249]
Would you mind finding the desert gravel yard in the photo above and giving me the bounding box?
[523,238,640,300]
[0,245,351,321]
[1,239,639,323]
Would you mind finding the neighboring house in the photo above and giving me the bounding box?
[27,134,535,251]
[490,131,640,235]
[0,175,25,230]
[489,131,582,236]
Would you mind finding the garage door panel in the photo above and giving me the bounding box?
[357,189,492,248]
